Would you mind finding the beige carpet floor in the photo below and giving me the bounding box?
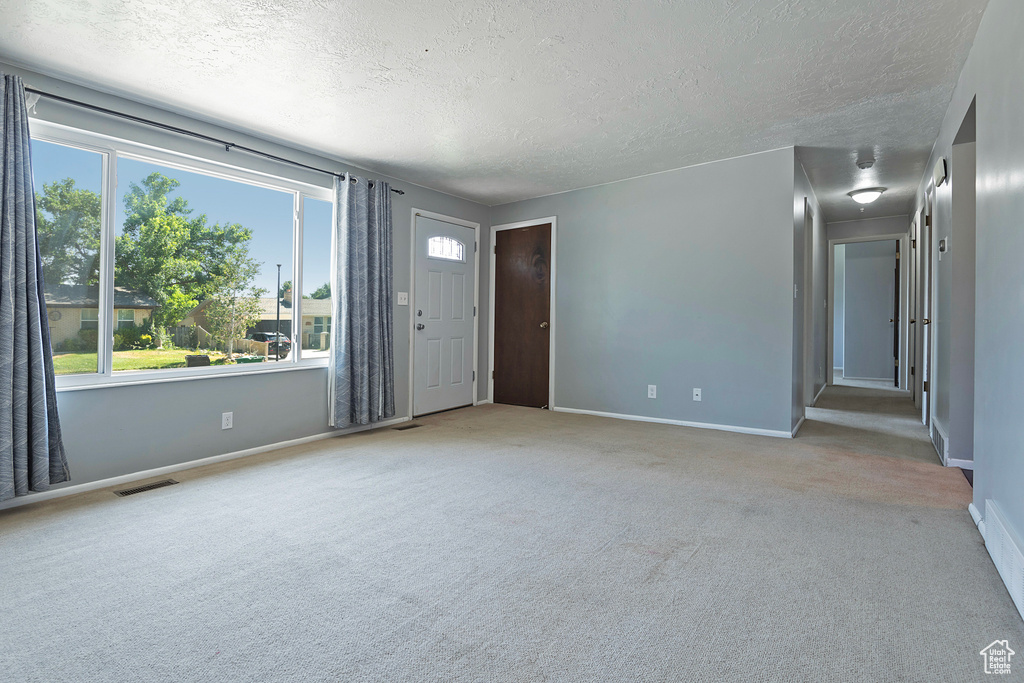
[0,393,1020,682]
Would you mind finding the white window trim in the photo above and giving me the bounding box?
[31,119,335,390]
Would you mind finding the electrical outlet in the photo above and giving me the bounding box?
[397,291,409,306]
[647,385,657,399]
[692,388,702,402]
[222,412,233,430]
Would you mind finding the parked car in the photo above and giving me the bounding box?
[247,332,291,358]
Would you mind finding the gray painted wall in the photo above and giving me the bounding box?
[490,148,796,434]
[843,241,896,380]
[912,0,1024,544]
[949,142,976,462]
[2,61,491,491]
[833,244,845,369]
[827,215,909,242]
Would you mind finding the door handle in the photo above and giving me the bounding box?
[539,322,549,329]
[910,319,916,324]
[889,318,894,323]
[416,323,425,331]
[922,318,931,325]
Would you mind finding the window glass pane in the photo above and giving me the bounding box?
[428,236,464,261]
[117,309,136,330]
[113,157,293,371]
[301,196,332,358]
[31,139,103,375]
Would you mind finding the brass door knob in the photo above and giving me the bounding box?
[540,322,549,329]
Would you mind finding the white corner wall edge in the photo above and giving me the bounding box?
[0,416,410,512]
[969,502,984,535]
[980,500,1024,624]
[552,407,792,439]
[811,383,827,407]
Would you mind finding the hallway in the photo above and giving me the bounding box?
[800,384,943,467]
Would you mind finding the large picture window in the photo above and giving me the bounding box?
[31,138,104,376]
[31,122,333,385]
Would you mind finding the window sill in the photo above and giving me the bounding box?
[55,358,329,392]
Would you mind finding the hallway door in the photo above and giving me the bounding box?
[921,202,933,427]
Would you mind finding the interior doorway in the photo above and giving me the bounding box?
[488,218,556,408]
[828,232,909,391]
[410,211,479,417]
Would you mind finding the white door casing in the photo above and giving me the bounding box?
[413,215,476,416]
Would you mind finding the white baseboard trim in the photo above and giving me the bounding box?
[947,458,974,470]
[474,398,493,405]
[0,415,410,512]
[981,500,1024,623]
[792,416,806,437]
[811,383,827,406]
[551,406,792,439]
[841,375,892,381]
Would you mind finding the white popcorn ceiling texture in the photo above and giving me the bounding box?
[0,0,987,220]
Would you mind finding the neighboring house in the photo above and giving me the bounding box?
[182,289,332,349]
[44,284,159,347]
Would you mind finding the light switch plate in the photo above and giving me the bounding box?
[693,388,702,402]
[397,292,409,306]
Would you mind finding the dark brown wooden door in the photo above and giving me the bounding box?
[494,223,551,407]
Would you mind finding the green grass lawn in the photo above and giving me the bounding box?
[53,348,231,375]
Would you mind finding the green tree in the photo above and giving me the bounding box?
[115,173,257,327]
[35,178,102,286]
[310,282,331,299]
[204,251,266,358]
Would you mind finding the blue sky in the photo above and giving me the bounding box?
[31,139,332,297]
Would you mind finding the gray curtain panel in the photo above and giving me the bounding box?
[329,173,395,428]
[0,74,69,502]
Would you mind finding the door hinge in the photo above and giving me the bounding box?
[923,380,929,392]
[492,370,495,379]
[911,366,915,376]
[472,370,475,381]
[895,359,899,367]
[912,239,916,248]
[493,245,497,254]
[896,251,901,260]
[474,242,477,252]
[473,306,476,316]
[925,215,932,227]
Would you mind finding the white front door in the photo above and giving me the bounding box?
[413,216,476,416]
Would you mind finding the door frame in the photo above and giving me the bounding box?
[487,217,558,407]
[408,208,481,418]
[827,231,910,388]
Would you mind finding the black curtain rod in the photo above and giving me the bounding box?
[25,87,405,195]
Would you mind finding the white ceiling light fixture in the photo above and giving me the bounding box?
[848,187,887,204]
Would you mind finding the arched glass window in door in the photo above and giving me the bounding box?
[428,236,465,262]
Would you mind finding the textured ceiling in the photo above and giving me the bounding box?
[0,0,988,219]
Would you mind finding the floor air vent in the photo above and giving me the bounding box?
[931,429,946,463]
[114,479,179,497]
[393,423,421,431]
